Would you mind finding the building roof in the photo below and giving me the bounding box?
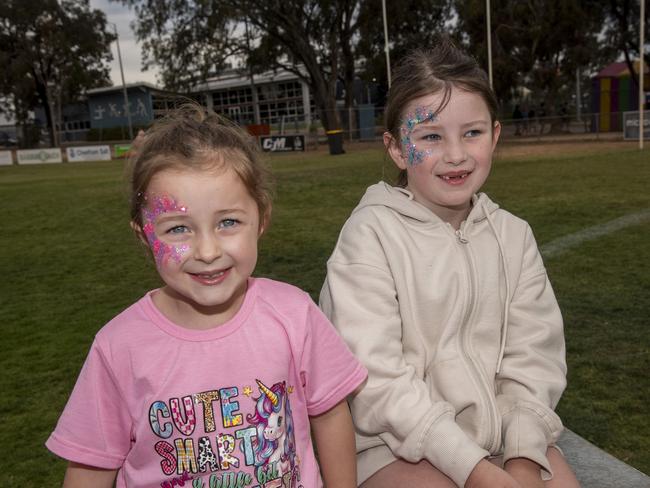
[86,82,166,95]
[596,60,649,78]
[194,68,306,92]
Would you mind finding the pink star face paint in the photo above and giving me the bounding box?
[141,194,190,266]
[400,106,437,166]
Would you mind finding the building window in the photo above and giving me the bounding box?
[211,80,307,126]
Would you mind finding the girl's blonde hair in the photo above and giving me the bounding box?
[127,104,273,228]
[384,36,499,187]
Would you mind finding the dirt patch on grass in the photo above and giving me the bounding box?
[495,139,641,160]
[273,133,645,160]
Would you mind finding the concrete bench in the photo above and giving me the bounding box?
[557,430,650,487]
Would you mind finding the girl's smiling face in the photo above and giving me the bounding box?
[136,166,262,329]
[387,87,501,229]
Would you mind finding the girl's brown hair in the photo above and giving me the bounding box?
[127,104,273,229]
[385,35,499,187]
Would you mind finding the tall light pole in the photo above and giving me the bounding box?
[486,0,493,89]
[576,68,582,122]
[639,0,645,150]
[112,23,133,140]
[382,0,391,88]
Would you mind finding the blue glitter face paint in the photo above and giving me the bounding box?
[400,106,437,166]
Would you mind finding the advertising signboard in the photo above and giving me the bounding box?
[0,150,13,166]
[66,145,111,162]
[17,148,63,164]
[623,110,650,140]
[260,135,305,152]
[114,144,132,158]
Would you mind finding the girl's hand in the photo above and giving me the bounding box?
[465,459,522,488]
[63,462,117,488]
[505,458,545,488]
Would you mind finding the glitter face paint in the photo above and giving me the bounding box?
[141,194,190,266]
[400,106,437,166]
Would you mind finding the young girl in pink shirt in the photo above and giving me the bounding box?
[47,105,366,488]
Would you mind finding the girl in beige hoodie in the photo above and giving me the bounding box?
[320,37,580,488]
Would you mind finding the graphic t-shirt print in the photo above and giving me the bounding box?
[149,379,301,488]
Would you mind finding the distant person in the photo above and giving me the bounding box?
[513,104,523,135]
[46,104,366,488]
[522,104,530,135]
[528,106,537,134]
[560,104,570,132]
[539,102,547,135]
[320,36,580,488]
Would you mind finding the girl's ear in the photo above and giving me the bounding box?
[491,121,502,151]
[384,131,407,170]
[130,221,149,247]
[258,206,272,237]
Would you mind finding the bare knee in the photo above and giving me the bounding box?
[545,447,581,488]
[360,459,457,488]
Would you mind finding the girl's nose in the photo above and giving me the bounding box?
[194,232,222,263]
[444,139,467,165]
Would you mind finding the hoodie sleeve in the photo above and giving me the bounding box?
[320,210,488,487]
[495,224,567,479]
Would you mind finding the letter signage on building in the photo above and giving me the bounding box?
[259,135,305,152]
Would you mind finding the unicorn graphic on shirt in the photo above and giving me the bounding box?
[247,379,298,486]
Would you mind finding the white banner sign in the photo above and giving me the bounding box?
[17,148,63,164]
[0,150,12,166]
[623,110,650,140]
[66,145,111,162]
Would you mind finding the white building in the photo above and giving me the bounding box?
[195,69,314,127]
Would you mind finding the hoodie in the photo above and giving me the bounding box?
[320,182,567,487]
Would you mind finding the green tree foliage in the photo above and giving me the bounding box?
[601,0,649,90]
[235,0,351,132]
[355,0,453,101]
[127,0,242,89]
[0,0,114,146]
[454,0,607,119]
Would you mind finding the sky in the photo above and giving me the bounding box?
[89,0,161,87]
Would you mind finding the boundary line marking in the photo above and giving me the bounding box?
[540,209,650,259]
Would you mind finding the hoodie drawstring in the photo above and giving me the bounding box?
[482,202,511,374]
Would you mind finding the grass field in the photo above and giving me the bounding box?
[1,142,648,485]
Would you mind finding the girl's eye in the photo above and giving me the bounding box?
[423,133,441,142]
[465,129,482,138]
[167,225,189,234]
[219,218,239,229]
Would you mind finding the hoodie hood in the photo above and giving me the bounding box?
[353,182,500,226]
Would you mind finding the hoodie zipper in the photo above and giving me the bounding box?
[455,226,500,453]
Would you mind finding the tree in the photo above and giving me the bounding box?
[355,0,453,104]
[454,0,607,125]
[0,0,114,146]
[238,0,349,135]
[602,0,649,91]
[118,0,371,149]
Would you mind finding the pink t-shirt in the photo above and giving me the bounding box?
[46,278,367,488]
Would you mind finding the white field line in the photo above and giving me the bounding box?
[540,209,650,259]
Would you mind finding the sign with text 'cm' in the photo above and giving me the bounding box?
[260,135,305,152]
